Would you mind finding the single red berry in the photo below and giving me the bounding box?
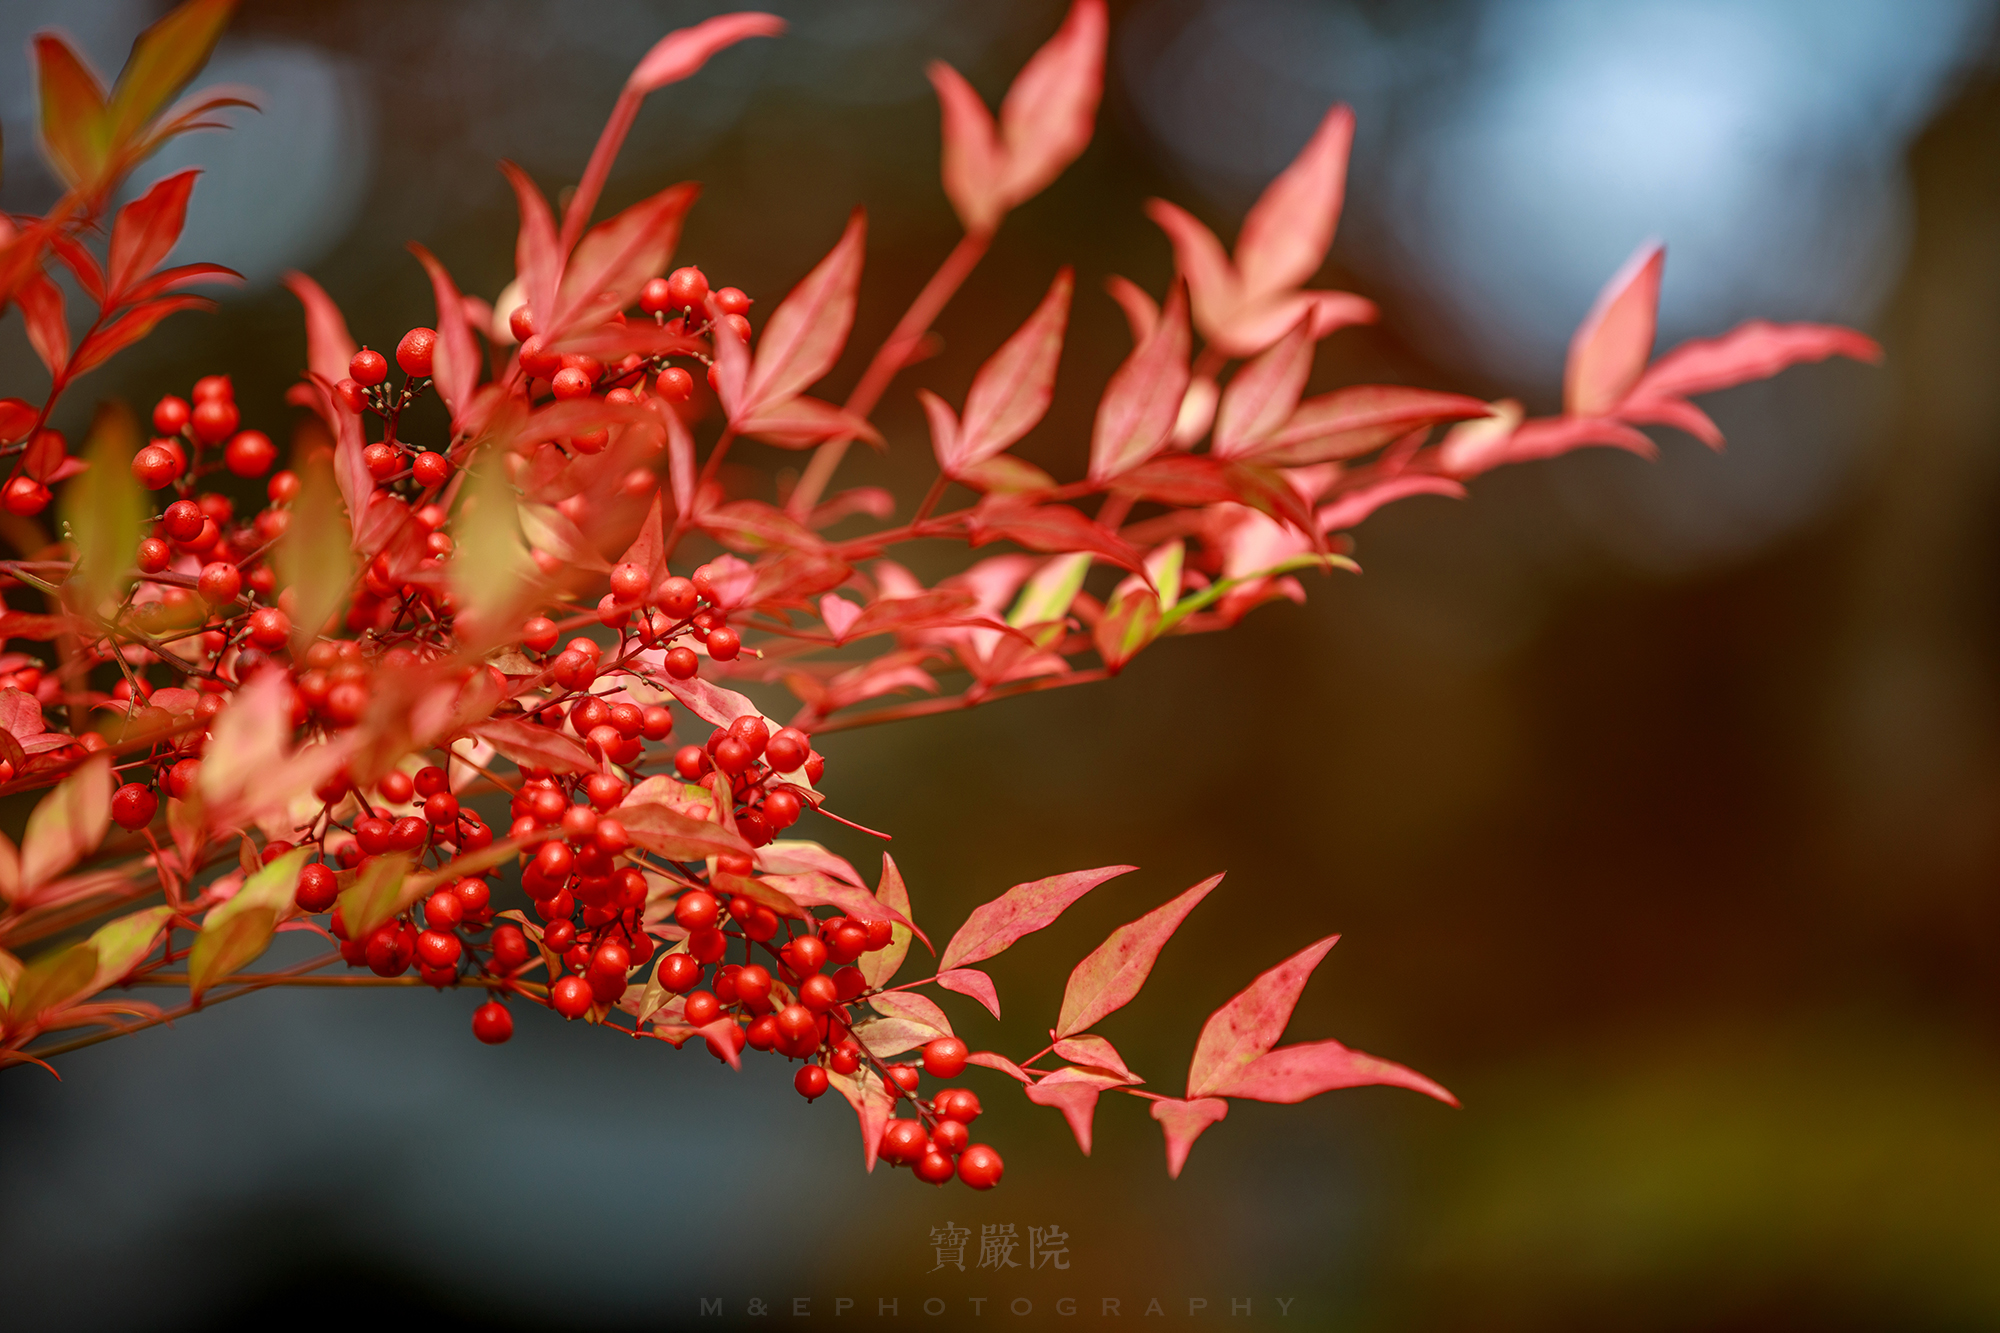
[509,304,536,342]
[795,1064,829,1101]
[833,965,867,1002]
[639,277,674,315]
[269,470,301,503]
[164,758,201,800]
[490,924,530,971]
[472,1001,513,1044]
[714,286,752,316]
[363,442,401,481]
[608,562,647,603]
[153,395,191,433]
[889,1065,921,1093]
[191,397,239,443]
[249,607,291,649]
[417,929,462,969]
[797,973,839,1013]
[880,1119,929,1166]
[224,430,277,477]
[3,476,50,516]
[667,266,709,310]
[192,375,233,403]
[295,862,338,912]
[830,1046,861,1076]
[518,333,561,379]
[423,889,463,929]
[923,1036,969,1079]
[687,927,727,964]
[784,934,828,976]
[350,348,389,387]
[396,327,438,377]
[132,445,177,490]
[424,792,460,827]
[763,787,802,830]
[549,974,593,1018]
[706,626,741,662]
[414,765,449,797]
[721,312,753,345]
[935,1088,982,1124]
[521,616,558,653]
[915,1151,956,1185]
[655,575,699,618]
[664,646,700,680]
[864,917,894,951]
[713,736,752,776]
[745,1014,779,1050]
[111,783,158,830]
[412,451,451,487]
[931,1117,970,1157]
[334,378,367,413]
[735,964,773,1008]
[583,773,626,811]
[670,744,709,780]
[655,366,694,403]
[551,366,593,400]
[378,770,415,803]
[197,562,241,605]
[765,729,809,773]
[957,1144,1003,1189]
[674,890,719,932]
[683,989,720,1026]
[162,500,205,542]
[136,536,171,573]
[453,876,491,917]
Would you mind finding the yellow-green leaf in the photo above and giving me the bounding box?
[188,848,308,999]
[334,851,412,942]
[6,941,99,1027]
[85,904,173,989]
[61,403,145,621]
[20,754,113,892]
[105,0,236,149]
[451,455,537,649]
[276,456,353,653]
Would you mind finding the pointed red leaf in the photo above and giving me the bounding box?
[1564,240,1664,417]
[1024,1066,1125,1156]
[739,394,882,449]
[1187,934,1339,1099]
[121,261,239,305]
[15,272,69,375]
[995,0,1107,210]
[1052,1033,1139,1083]
[104,0,235,150]
[967,1050,1031,1083]
[47,232,105,303]
[967,498,1147,573]
[827,1068,895,1172]
[1212,320,1312,458]
[107,168,198,299]
[1316,474,1464,533]
[939,864,1135,971]
[1150,1096,1229,1179]
[1089,281,1191,482]
[1235,104,1354,301]
[1143,200,1239,346]
[616,491,667,585]
[1257,385,1492,464]
[626,11,787,95]
[35,35,110,191]
[928,60,1005,235]
[857,852,914,989]
[70,294,212,378]
[918,389,962,476]
[500,161,560,334]
[955,267,1072,472]
[1056,871,1222,1037]
[1628,318,1882,405]
[1617,395,1724,448]
[1483,414,1656,469]
[469,717,594,775]
[936,967,1000,1019]
[409,243,478,421]
[1207,1036,1457,1106]
[746,209,866,411]
[0,400,36,446]
[284,271,359,400]
[1104,275,1159,346]
[554,182,699,338]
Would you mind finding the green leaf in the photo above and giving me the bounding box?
[62,403,146,621]
[334,851,412,943]
[6,941,98,1027]
[34,35,110,190]
[84,904,173,989]
[451,454,537,649]
[20,754,113,892]
[275,456,352,652]
[1155,552,1356,636]
[1005,551,1091,649]
[105,0,237,153]
[189,847,308,1000]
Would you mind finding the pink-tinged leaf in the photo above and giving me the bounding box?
[409,243,478,421]
[1617,395,1723,448]
[48,231,105,304]
[69,295,212,378]
[710,304,751,419]
[616,799,752,862]
[1317,473,1464,532]
[939,864,1136,971]
[995,0,1107,210]
[1235,104,1354,300]
[16,273,69,375]
[20,756,112,893]
[826,1067,895,1171]
[845,589,982,641]
[1089,282,1191,483]
[616,491,668,585]
[626,12,786,94]
[1492,414,1657,468]
[1150,1096,1228,1179]
[0,399,38,445]
[927,60,1006,235]
[120,261,239,305]
[1056,871,1223,1037]
[468,717,594,774]
[1207,1036,1457,1107]
[858,853,916,988]
[869,989,952,1036]
[1257,385,1493,464]
[659,672,763,728]
[499,160,560,333]
[739,394,883,449]
[1024,1067,1124,1156]
[1104,275,1159,346]
[106,169,198,299]
[746,209,866,411]
[1433,400,1526,478]
[34,35,110,192]
[968,498,1147,573]
[283,271,360,406]
[760,871,925,943]
[1212,320,1312,458]
[1628,318,1882,404]
[967,1050,1032,1082]
[555,182,700,337]
[103,0,235,150]
[1188,935,1346,1099]
[955,267,1072,471]
[936,967,1001,1019]
[1143,200,1239,344]
[1564,240,1664,417]
[1052,1033,1140,1083]
[665,405,697,517]
[918,390,961,476]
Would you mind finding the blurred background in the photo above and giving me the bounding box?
[4,0,2000,1327]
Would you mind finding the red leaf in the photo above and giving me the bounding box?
[1052,1033,1140,1083]
[15,272,69,375]
[70,294,212,378]
[968,498,1147,573]
[759,870,924,943]
[1024,1067,1125,1156]
[0,400,37,446]
[1056,872,1222,1037]
[107,169,198,299]
[952,267,1072,473]
[1484,414,1656,468]
[47,232,105,304]
[1627,319,1882,405]
[739,395,882,449]
[468,717,594,774]
[1205,1036,1457,1107]
[938,864,1135,971]
[1144,198,1240,344]
[626,12,786,95]
[1187,934,1338,1098]
[1104,275,1158,346]
[34,35,109,191]
[284,271,359,392]
[1616,395,1723,448]
[967,1050,1032,1083]
[616,491,667,585]
[104,0,235,150]
[746,209,866,411]
[1149,1096,1228,1179]
[1316,473,1464,533]
[1235,104,1354,301]
[408,243,478,422]
[121,261,239,305]
[995,0,1107,211]
[616,801,752,862]
[1564,240,1664,417]
[826,1068,895,1172]
[554,182,700,338]
[936,967,1000,1019]
[1256,385,1492,465]
[927,60,1005,235]
[22,430,65,483]
[1212,319,1312,458]
[500,161,560,334]
[1089,280,1191,482]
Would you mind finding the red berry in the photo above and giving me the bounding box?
[923,1036,969,1079]
[472,1001,513,1044]
[706,1021,747,1061]
[412,451,451,487]
[350,348,389,387]
[378,770,415,804]
[190,397,238,443]
[518,333,560,379]
[424,792,460,827]
[224,430,276,477]
[417,929,462,969]
[153,395,191,433]
[521,616,558,653]
[197,562,241,605]
[889,1065,921,1093]
[589,941,630,980]
[683,989,720,1026]
[295,862,337,912]
[795,1064,829,1101]
[830,1046,860,1076]
[334,378,367,413]
[931,1117,969,1157]
[656,576,699,618]
[765,729,809,773]
[509,305,536,342]
[269,470,301,503]
[657,952,700,994]
[639,277,674,314]
[935,1088,982,1124]
[688,927,727,964]
[3,476,50,516]
[864,917,894,951]
[655,366,694,402]
[957,1144,1003,1189]
[414,765,449,797]
[132,445,178,490]
[192,375,233,403]
[664,646,699,680]
[880,1119,928,1166]
[763,787,802,829]
[706,626,741,661]
[783,934,827,976]
[667,266,709,310]
[714,286,752,316]
[135,537,171,573]
[423,889,463,929]
[832,965,867,1002]
[396,327,438,377]
[363,442,401,481]
[797,973,839,1013]
[551,366,593,400]
[490,924,530,971]
[722,312,753,344]
[111,783,158,830]
[164,758,201,800]
[674,890,719,931]
[549,974,593,1018]
[248,607,291,649]
[608,562,647,603]
[734,964,773,1007]
[162,499,205,542]
[453,876,491,917]
[914,1151,956,1185]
